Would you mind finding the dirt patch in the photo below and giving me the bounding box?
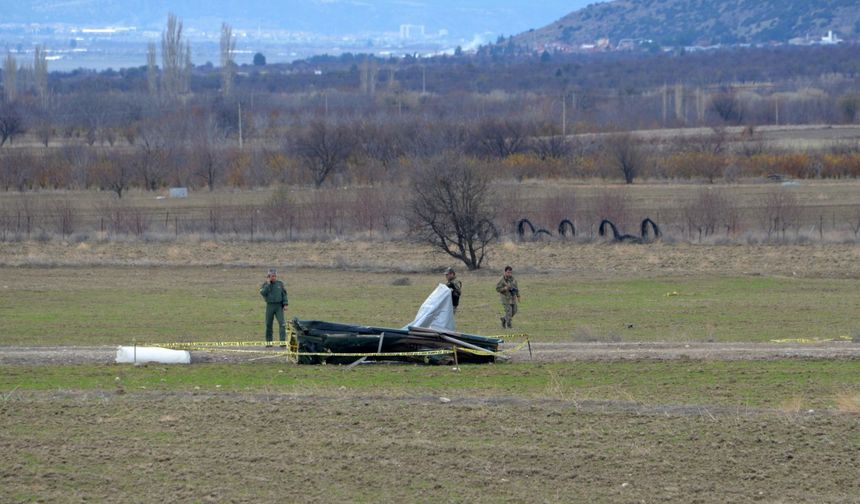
[1,391,858,503]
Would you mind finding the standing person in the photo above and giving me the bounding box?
[495,265,520,329]
[444,267,462,314]
[260,268,289,348]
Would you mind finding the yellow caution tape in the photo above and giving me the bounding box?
[148,341,456,358]
[770,335,852,344]
[492,332,530,340]
[144,338,532,359]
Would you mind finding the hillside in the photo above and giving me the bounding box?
[513,0,860,48]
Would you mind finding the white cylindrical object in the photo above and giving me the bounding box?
[115,346,191,364]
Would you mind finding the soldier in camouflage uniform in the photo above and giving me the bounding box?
[260,268,289,347]
[495,265,520,329]
[444,267,462,314]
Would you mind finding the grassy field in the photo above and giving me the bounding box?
[3,245,860,502]
[3,360,860,410]
[1,266,859,345]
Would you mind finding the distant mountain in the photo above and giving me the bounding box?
[5,0,588,40]
[513,0,860,48]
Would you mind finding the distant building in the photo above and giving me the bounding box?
[399,24,426,40]
[790,30,842,46]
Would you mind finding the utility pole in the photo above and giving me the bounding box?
[562,95,567,137]
[421,66,426,94]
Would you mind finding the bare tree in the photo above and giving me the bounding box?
[33,45,49,106]
[2,52,17,103]
[604,133,646,184]
[683,188,737,241]
[93,152,132,198]
[470,118,531,158]
[192,114,227,190]
[760,188,801,239]
[0,103,24,147]
[409,155,498,270]
[293,121,354,188]
[161,13,187,99]
[146,42,158,96]
[709,90,743,124]
[219,23,236,98]
[183,41,193,94]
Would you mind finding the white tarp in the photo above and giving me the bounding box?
[116,346,191,364]
[403,283,455,331]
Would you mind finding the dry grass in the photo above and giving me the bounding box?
[777,396,806,414]
[4,240,860,280]
[835,393,860,415]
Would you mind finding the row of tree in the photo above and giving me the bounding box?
[2,119,860,194]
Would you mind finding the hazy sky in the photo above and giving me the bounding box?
[12,0,599,38]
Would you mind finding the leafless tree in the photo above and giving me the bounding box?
[93,152,132,198]
[408,155,498,270]
[33,46,49,106]
[161,13,187,99]
[220,23,236,98]
[146,42,158,96]
[760,188,801,239]
[183,41,193,94]
[49,198,77,238]
[709,90,744,124]
[2,52,17,103]
[192,114,227,190]
[838,92,860,124]
[683,188,737,241]
[532,134,570,160]
[470,118,531,158]
[604,133,646,184]
[0,103,24,147]
[293,121,355,188]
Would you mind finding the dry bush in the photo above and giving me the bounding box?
[737,153,816,179]
[683,188,739,241]
[588,188,631,233]
[538,192,577,232]
[496,153,565,181]
[759,188,802,239]
[263,184,296,238]
[93,199,151,236]
[48,198,77,238]
[306,188,348,236]
[663,152,726,183]
[820,154,860,178]
[349,186,402,238]
[494,184,528,236]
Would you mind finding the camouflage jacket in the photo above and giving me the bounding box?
[495,276,519,305]
[260,280,288,305]
[446,278,462,307]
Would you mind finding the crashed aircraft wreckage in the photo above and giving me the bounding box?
[291,283,505,365]
[128,284,515,365]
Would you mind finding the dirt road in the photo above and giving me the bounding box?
[2,341,858,365]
